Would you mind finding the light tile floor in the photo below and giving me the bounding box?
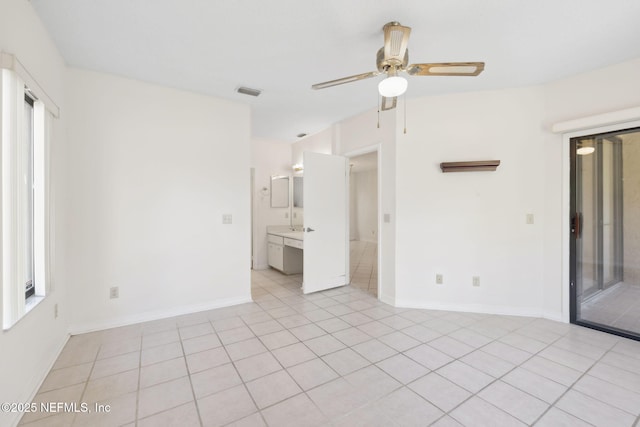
[19,270,640,427]
[581,282,640,335]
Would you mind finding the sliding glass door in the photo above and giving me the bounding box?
[570,127,640,340]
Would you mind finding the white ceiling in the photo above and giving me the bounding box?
[31,0,640,142]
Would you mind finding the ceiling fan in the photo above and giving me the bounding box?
[311,21,485,110]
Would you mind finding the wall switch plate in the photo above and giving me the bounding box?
[384,213,391,223]
[284,212,289,218]
[54,303,58,319]
[472,276,480,287]
[526,213,534,224]
[110,286,119,299]
[222,214,233,224]
[436,274,443,284]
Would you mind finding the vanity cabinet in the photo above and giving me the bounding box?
[267,235,285,271]
[267,233,303,274]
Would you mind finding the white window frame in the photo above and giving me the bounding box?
[1,53,57,330]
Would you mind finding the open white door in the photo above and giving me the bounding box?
[303,152,348,294]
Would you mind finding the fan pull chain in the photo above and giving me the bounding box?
[403,93,407,134]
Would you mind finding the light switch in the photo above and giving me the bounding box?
[384,213,391,223]
[222,214,233,224]
[526,213,534,224]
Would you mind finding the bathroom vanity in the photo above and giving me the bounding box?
[267,226,304,274]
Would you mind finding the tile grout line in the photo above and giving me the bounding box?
[34,268,640,427]
[176,322,204,427]
[134,334,142,427]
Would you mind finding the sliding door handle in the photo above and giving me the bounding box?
[304,227,315,233]
[571,213,582,238]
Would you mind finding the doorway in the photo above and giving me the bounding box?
[570,126,640,340]
[348,151,379,297]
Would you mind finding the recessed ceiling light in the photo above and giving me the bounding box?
[236,86,261,97]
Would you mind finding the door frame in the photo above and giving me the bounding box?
[344,144,382,300]
[561,116,640,323]
[565,122,640,340]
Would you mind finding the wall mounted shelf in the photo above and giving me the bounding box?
[440,160,501,173]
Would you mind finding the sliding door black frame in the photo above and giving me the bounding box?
[569,128,639,342]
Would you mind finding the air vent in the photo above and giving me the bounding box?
[296,133,307,138]
[236,86,262,97]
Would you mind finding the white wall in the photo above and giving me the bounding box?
[251,138,292,269]
[65,69,251,332]
[393,57,640,320]
[291,127,333,167]
[395,87,547,316]
[0,1,69,426]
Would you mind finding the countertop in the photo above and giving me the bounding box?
[268,230,304,241]
[267,225,304,241]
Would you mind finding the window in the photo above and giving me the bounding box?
[1,54,57,330]
[24,93,35,300]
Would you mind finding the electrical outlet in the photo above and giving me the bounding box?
[472,276,480,287]
[109,286,119,299]
[222,214,233,224]
[436,274,443,285]
[54,303,58,319]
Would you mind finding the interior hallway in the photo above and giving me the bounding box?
[350,241,378,297]
[17,270,640,426]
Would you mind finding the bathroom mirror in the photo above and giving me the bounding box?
[293,176,304,208]
[271,176,289,208]
[292,176,304,226]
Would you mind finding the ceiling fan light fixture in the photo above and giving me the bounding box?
[378,75,408,97]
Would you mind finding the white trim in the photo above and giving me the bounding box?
[552,106,640,134]
[559,117,640,324]
[561,134,571,323]
[343,143,381,159]
[378,292,395,307]
[0,52,60,118]
[68,295,253,335]
[395,299,563,321]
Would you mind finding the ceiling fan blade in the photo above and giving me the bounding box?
[311,71,380,90]
[383,22,411,66]
[380,96,397,111]
[407,62,485,76]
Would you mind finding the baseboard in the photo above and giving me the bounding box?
[8,333,70,427]
[253,264,269,271]
[68,295,253,335]
[378,292,395,306]
[539,310,565,323]
[394,299,561,319]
